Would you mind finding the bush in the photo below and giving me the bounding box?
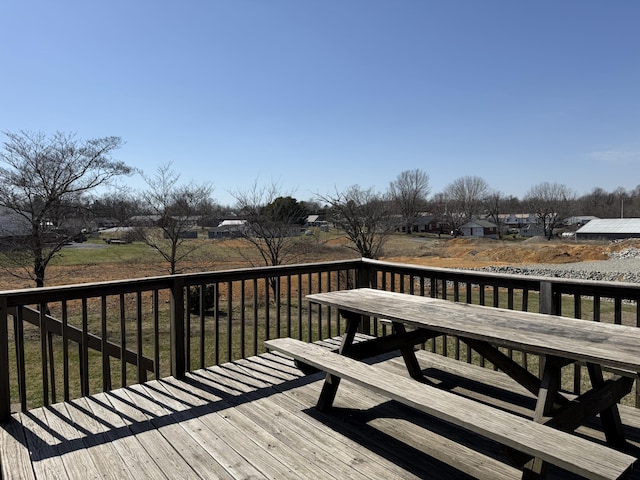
[188,285,215,313]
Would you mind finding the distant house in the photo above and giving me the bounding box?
[129,215,162,227]
[208,219,248,239]
[0,207,30,237]
[394,214,445,234]
[564,216,598,227]
[575,218,640,241]
[460,219,498,238]
[305,215,329,230]
[502,213,538,229]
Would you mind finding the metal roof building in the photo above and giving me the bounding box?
[575,218,640,240]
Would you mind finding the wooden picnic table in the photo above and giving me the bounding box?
[299,288,640,479]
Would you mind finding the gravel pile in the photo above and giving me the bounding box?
[476,248,640,283]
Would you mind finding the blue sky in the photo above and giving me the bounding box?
[1,1,639,206]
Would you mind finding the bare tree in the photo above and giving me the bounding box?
[389,169,430,234]
[233,182,307,268]
[0,131,131,287]
[89,187,140,227]
[319,185,393,259]
[483,190,507,239]
[524,182,576,240]
[446,175,490,224]
[137,163,213,274]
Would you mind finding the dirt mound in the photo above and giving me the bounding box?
[383,237,612,269]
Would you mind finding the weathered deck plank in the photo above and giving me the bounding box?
[2,340,640,480]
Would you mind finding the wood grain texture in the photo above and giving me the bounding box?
[307,288,640,371]
[266,337,636,480]
[2,337,639,480]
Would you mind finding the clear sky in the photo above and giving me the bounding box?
[1,1,639,206]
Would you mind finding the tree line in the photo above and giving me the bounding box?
[1,131,638,287]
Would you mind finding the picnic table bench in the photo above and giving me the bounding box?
[266,288,639,480]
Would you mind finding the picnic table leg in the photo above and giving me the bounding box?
[522,356,563,479]
[587,363,626,447]
[316,310,360,412]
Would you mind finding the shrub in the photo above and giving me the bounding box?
[188,285,215,313]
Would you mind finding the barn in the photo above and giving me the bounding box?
[575,218,640,241]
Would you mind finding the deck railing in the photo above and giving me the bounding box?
[1,258,640,421]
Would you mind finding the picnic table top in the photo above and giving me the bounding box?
[307,288,640,372]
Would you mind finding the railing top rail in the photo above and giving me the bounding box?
[0,258,364,306]
[362,258,640,299]
[2,257,640,307]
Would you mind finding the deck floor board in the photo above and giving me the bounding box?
[2,339,640,479]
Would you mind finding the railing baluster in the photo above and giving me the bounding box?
[636,302,640,407]
[48,331,56,403]
[335,271,340,333]
[307,273,312,343]
[326,272,332,339]
[317,272,322,341]
[286,274,292,338]
[101,296,110,393]
[214,282,220,365]
[265,278,270,343]
[240,280,246,359]
[184,286,191,372]
[120,294,127,387]
[227,281,233,363]
[253,278,259,356]
[0,297,9,421]
[61,301,69,402]
[614,298,622,325]
[275,277,281,339]
[80,299,89,397]
[15,306,27,412]
[151,289,160,380]
[199,285,206,369]
[297,274,303,340]
[136,292,145,383]
[153,290,160,380]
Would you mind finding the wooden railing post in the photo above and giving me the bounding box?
[0,296,10,422]
[538,280,559,378]
[539,281,558,315]
[171,277,186,378]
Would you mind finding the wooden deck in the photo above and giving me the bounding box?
[2,337,640,480]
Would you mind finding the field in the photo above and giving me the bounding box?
[2,232,635,291]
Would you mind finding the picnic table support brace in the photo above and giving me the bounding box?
[391,322,423,381]
[587,363,627,447]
